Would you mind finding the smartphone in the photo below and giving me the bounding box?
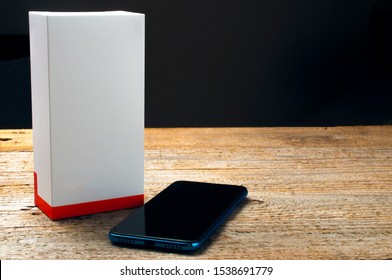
[108,180,247,251]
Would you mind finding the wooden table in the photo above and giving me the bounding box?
[1,127,391,259]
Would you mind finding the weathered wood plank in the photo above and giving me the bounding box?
[1,127,391,259]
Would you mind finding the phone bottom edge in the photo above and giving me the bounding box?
[108,232,202,252]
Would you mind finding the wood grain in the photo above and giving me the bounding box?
[1,127,391,259]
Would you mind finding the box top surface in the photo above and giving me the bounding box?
[29,11,143,17]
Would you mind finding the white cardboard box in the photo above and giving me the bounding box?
[29,11,145,220]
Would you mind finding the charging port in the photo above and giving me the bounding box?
[144,240,155,246]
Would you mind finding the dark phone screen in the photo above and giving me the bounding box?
[111,181,247,241]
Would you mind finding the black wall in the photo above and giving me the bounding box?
[1,0,392,128]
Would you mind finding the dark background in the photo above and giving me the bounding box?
[1,0,391,128]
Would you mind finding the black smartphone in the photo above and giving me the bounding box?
[108,180,247,251]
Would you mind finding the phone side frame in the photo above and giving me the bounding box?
[108,231,201,251]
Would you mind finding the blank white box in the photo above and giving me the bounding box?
[29,11,144,220]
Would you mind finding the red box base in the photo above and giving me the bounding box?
[34,172,144,220]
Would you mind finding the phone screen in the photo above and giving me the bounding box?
[109,181,247,251]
